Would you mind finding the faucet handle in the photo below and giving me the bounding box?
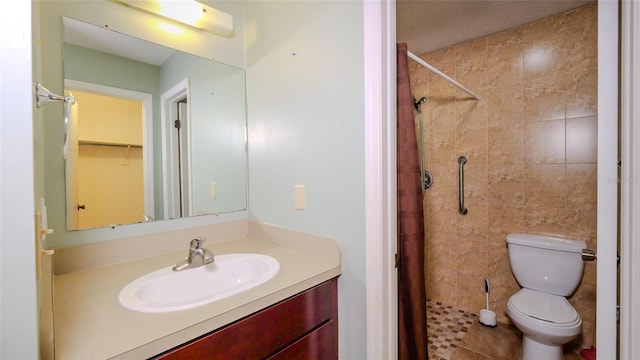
[190,237,206,249]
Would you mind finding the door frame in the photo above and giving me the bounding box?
[160,78,191,219]
[364,1,397,358]
[364,1,628,358]
[64,79,155,219]
[596,2,619,358]
[619,0,640,357]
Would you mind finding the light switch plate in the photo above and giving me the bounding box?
[210,182,217,198]
[294,185,305,210]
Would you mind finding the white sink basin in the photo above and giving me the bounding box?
[119,253,280,313]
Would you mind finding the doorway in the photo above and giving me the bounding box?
[64,80,154,229]
[161,78,191,219]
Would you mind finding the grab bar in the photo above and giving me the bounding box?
[458,156,468,215]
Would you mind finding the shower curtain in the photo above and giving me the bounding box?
[396,43,428,360]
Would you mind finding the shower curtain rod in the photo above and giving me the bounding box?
[407,51,481,100]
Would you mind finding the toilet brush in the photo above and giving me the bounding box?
[479,278,497,327]
[485,279,490,311]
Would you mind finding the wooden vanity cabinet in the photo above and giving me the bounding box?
[153,278,338,360]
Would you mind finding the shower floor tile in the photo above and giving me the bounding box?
[426,300,585,359]
[426,300,476,360]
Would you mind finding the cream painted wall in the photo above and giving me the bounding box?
[75,91,143,145]
[245,2,366,358]
[77,145,144,229]
[158,51,248,217]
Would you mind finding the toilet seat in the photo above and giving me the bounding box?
[509,289,580,326]
[507,288,582,353]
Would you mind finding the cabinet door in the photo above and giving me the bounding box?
[154,278,338,360]
[267,320,337,360]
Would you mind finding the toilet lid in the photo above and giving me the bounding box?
[510,289,579,324]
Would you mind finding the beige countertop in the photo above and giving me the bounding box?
[53,234,341,359]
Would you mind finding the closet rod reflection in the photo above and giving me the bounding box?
[78,140,142,148]
[458,156,468,215]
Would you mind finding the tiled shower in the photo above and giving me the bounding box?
[409,4,598,351]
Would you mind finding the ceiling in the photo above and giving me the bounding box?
[397,0,595,55]
[64,17,175,66]
[65,1,596,67]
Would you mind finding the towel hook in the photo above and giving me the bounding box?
[36,83,75,108]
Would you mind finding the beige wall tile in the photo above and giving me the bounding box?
[566,116,598,164]
[523,206,573,237]
[427,130,457,167]
[488,127,524,165]
[523,36,567,80]
[456,128,488,161]
[487,45,523,89]
[408,61,431,86]
[430,99,458,133]
[429,201,457,240]
[524,164,567,208]
[488,204,525,243]
[566,3,597,26]
[567,164,597,209]
[456,100,488,131]
[566,11,598,69]
[524,119,566,164]
[427,268,457,304]
[524,75,567,122]
[568,208,598,241]
[487,26,524,50]
[457,239,488,275]
[487,166,525,207]
[430,235,461,271]
[566,68,598,118]
[425,167,457,204]
[429,60,458,95]
[463,164,488,205]
[456,271,487,314]
[486,86,524,128]
[457,203,488,241]
[423,47,456,69]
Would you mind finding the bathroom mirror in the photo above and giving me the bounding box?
[61,17,248,231]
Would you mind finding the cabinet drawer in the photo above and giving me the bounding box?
[268,320,337,360]
[154,279,337,360]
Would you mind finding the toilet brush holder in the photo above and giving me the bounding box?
[479,278,497,327]
[479,309,497,327]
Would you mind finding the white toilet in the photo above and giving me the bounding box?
[506,233,586,360]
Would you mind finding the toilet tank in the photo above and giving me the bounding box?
[506,233,586,296]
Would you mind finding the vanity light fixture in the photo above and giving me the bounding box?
[117,0,233,36]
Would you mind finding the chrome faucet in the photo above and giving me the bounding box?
[173,237,215,271]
